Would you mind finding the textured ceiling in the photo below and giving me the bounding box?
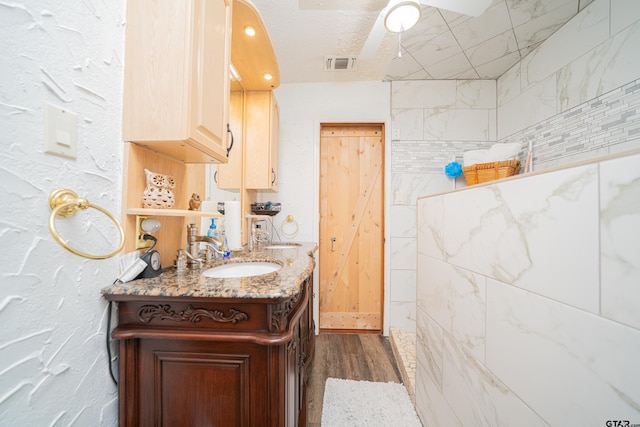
[250,0,596,84]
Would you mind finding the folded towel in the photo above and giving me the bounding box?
[463,143,522,166]
[487,142,521,161]
[462,149,488,166]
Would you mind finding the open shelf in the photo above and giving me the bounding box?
[126,208,223,218]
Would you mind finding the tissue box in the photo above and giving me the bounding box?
[462,159,521,186]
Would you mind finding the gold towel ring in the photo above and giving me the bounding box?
[48,188,125,259]
[280,214,299,238]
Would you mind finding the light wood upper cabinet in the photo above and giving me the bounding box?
[244,91,280,191]
[216,91,243,189]
[122,0,232,163]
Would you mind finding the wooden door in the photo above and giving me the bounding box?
[319,124,384,331]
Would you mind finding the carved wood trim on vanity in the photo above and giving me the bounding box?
[137,304,249,324]
[269,283,304,333]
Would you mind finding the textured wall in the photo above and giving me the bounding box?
[0,1,125,425]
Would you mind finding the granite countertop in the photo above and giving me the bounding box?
[101,242,317,300]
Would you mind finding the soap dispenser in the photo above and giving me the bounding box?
[207,218,218,238]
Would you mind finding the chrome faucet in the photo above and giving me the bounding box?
[186,223,225,267]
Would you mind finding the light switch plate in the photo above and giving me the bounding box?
[44,102,77,159]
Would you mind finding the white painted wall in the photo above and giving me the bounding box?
[0,1,125,425]
[255,81,392,333]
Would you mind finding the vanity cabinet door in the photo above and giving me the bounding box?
[130,339,268,427]
[122,0,231,163]
[244,91,280,191]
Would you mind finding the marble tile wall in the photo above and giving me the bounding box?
[390,80,497,332]
[497,0,640,162]
[415,150,640,426]
[499,77,640,170]
[389,0,640,334]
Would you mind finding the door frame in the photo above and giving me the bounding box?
[312,121,391,336]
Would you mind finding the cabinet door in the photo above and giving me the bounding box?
[122,0,231,163]
[191,0,231,159]
[269,100,280,191]
[217,91,244,189]
[245,91,280,191]
[134,339,268,427]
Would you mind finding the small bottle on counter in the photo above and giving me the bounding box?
[207,218,218,238]
[176,249,187,272]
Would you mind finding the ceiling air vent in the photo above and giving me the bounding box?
[324,56,357,72]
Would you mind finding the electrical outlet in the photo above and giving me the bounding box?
[392,128,400,140]
[136,216,154,249]
[394,191,405,205]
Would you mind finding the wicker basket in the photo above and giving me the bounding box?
[462,159,521,186]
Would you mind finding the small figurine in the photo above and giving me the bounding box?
[188,193,202,211]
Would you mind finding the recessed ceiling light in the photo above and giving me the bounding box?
[263,73,273,80]
[244,26,256,37]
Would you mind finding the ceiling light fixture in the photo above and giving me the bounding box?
[263,73,273,81]
[384,0,421,33]
[244,25,256,37]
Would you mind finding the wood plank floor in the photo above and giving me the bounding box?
[306,333,403,427]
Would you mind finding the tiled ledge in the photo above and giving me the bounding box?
[390,327,416,405]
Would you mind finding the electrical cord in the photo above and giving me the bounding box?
[106,235,157,386]
[106,301,118,386]
[141,233,157,254]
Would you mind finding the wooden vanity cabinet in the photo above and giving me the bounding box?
[122,0,232,163]
[245,91,280,191]
[108,276,315,427]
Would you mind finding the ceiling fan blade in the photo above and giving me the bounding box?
[421,0,492,17]
[359,9,388,60]
[359,0,409,59]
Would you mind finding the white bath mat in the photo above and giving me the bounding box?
[321,378,422,426]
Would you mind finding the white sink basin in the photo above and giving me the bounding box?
[201,261,281,278]
[264,243,302,249]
